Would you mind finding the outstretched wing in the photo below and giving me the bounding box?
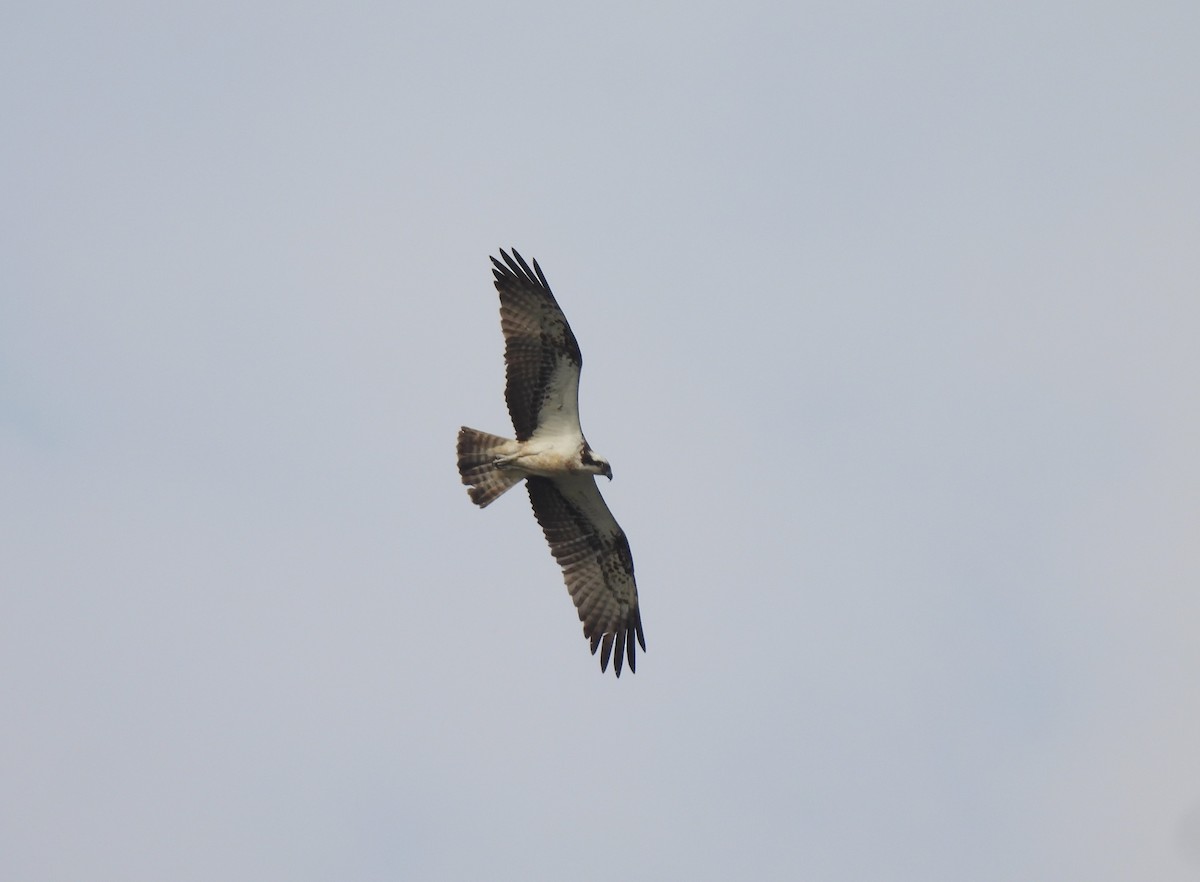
[491,249,583,442]
[526,475,645,676]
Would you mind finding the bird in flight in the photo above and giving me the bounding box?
[457,249,645,676]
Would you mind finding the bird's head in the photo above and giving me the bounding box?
[580,446,613,481]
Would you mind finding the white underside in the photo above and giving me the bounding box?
[497,433,583,478]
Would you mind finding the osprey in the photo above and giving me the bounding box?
[457,249,645,676]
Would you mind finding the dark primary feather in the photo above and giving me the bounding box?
[525,476,645,676]
[491,249,583,441]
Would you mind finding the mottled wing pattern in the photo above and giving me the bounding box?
[491,249,583,441]
[526,475,645,676]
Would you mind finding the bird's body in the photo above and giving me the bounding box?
[456,249,645,676]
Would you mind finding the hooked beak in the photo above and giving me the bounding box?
[603,466,613,481]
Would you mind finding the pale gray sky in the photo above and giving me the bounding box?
[3,2,1199,880]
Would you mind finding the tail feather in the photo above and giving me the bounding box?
[457,427,522,507]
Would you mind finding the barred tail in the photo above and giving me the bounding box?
[456,427,522,508]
